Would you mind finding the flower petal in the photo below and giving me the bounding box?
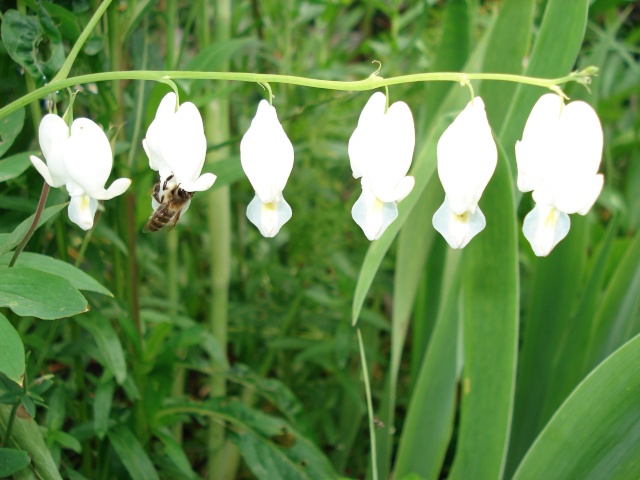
[30,155,55,186]
[180,172,217,192]
[432,196,486,249]
[68,194,98,230]
[64,118,113,196]
[348,93,415,202]
[246,193,292,238]
[351,185,398,241]
[241,101,294,204]
[38,114,70,187]
[348,92,387,179]
[95,178,132,200]
[516,93,564,193]
[437,97,497,215]
[523,203,571,257]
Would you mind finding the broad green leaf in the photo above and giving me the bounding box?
[587,230,640,368]
[108,426,159,480]
[0,109,25,160]
[498,0,589,174]
[0,405,62,480]
[507,217,589,474]
[0,448,30,477]
[0,152,32,182]
[93,379,115,439]
[0,313,25,385]
[0,267,88,320]
[512,333,640,480]
[0,203,68,257]
[480,0,535,130]
[0,252,112,296]
[0,9,65,81]
[448,139,519,480]
[394,250,462,480]
[538,216,619,423]
[74,315,127,384]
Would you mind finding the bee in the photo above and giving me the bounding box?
[143,174,194,233]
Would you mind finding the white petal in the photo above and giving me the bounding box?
[64,118,113,197]
[348,92,387,179]
[246,193,292,238]
[164,102,208,185]
[94,178,132,200]
[68,194,98,230]
[38,114,70,186]
[142,93,178,173]
[180,172,217,193]
[516,94,564,193]
[391,176,415,203]
[351,186,398,241]
[523,203,571,257]
[30,155,55,186]
[240,101,294,204]
[437,97,497,215]
[347,93,415,202]
[432,196,486,249]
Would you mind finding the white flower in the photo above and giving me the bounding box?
[30,114,131,230]
[516,93,604,256]
[142,92,216,193]
[432,97,497,249]
[240,100,294,238]
[348,92,415,240]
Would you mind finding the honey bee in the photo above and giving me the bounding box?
[143,174,194,233]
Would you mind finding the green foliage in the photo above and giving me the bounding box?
[0,0,637,479]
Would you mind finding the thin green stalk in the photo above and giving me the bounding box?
[357,328,378,480]
[52,0,114,82]
[2,402,20,445]
[9,183,50,267]
[0,68,597,120]
[203,0,237,478]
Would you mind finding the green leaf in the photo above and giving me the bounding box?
[0,152,32,182]
[0,448,31,477]
[480,0,535,130]
[108,426,159,480]
[0,404,62,480]
[0,313,25,385]
[448,138,519,480]
[0,253,112,296]
[93,379,115,439]
[394,250,462,480]
[507,217,589,474]
[0,203,68,257]
[587,230,640,368]
[0,267,88,320]
[512,333,640,480]
[0,109,25,160]
[0,9,65,81]
[155,431,199,480]
[74,315,127,384]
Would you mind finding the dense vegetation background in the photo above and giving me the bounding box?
[0,0,639,479]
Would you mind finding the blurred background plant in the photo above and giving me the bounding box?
[0,0,639,479]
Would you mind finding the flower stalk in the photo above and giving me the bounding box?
[0,68,599,121]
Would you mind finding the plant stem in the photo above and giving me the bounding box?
[2,402,20,445]
[203,0,237,478]
[0,68,597,120]
[52,0,114,83]
[358,328,378,480]
[9,183,50,267]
